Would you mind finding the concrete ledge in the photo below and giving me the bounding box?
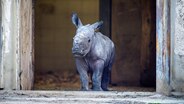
[0,91,184,104]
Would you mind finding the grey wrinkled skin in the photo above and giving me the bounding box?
[71,13,115,91]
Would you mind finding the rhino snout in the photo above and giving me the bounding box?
[72,47,79,53]
[72,47,84,55]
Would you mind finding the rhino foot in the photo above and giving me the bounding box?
[102,88,109,91]
[92,87,103,91]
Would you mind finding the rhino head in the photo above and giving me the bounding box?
[71,13,103,57]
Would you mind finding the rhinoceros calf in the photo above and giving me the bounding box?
[71,13,115,91]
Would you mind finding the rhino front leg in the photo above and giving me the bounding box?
[75,58,89,91]
[92,60,104,91]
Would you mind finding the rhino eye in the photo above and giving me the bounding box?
[88,39,91,43]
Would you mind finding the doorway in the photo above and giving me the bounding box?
[34,0,156,91]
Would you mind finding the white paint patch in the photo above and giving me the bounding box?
[175,0,184,55]
[2,0,12,53]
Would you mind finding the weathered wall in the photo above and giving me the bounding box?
[19,0,34,90]
[0,0,2,89]
[0,0,34,90]
[171,0,184,92]
[111,0,156,86]
[1,0,21,90]
[156,0,171,95]
[35,0,99,73]
[156,0,184,94]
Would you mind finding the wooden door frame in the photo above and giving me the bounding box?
[0,0,34,90]
[100,0,171,95]
[156,0,171,95]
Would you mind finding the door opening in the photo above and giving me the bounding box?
[34,0,156,91]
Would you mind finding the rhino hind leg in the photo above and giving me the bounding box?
[102,50,115,91]
[101,67,110,91]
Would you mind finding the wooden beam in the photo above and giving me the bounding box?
[156,0,171,95]
[1,0,21,90]
[99,0,111,38]
[140,0,156,87]
[140,0,152,71]
[19,0,34,90]
[140,0,156,71]
[0,0,34,90]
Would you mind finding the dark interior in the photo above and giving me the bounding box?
[34,0,156,91]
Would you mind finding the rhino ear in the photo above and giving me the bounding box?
[71,13,83,28]
[91,21,103,31]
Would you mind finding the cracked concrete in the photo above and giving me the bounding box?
[0,91,184,104]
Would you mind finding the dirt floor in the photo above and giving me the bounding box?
[34,71,155,92]
[34,71,81,90]
[1,72,184,104]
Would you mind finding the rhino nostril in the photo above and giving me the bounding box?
[81,50,84,53]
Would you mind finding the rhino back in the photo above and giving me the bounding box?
[89,32,114,66]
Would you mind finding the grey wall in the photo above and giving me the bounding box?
[0,0,2,89]
[171,0,184,92]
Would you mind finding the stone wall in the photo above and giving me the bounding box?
[171,0,184,92]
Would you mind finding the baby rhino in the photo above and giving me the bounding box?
[71,13,115,91]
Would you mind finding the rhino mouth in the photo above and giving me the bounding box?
[72,51,85,57]
[72,47,88,57]
[73,53,86,58]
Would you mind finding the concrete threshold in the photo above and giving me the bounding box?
[0,91,184,104]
